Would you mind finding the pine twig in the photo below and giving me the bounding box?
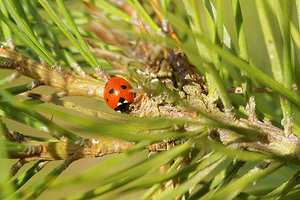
[10,159,28,177]
[0,48,105,99]
[21,152,80,199]
[7,137,134,161]
[12,160,49,190]
[5,134,179,161]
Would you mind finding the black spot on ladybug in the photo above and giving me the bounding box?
[119,97,125,103]
[106,98,109,102]
[121,85,127,89]
[109,88,114,94]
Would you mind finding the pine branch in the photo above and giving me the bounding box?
[1,47,300,165]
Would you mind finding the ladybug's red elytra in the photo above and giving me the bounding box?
[104,77,134,110]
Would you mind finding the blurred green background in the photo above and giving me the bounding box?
[1,0,300,199]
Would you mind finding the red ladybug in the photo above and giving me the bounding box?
[104,77,134,110]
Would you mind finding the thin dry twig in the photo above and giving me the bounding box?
[227,84,297,93]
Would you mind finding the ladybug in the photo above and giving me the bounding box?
[104,77,134,111]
